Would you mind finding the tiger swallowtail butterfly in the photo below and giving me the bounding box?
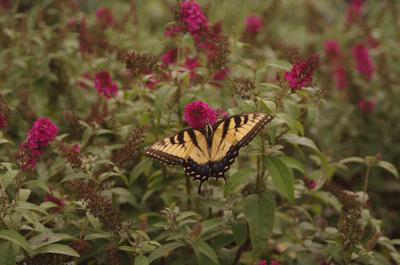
[145,113,273,193]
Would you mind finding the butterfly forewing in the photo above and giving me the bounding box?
[145,129,209,167]
[211,113,273,161]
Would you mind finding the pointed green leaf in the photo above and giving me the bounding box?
[265,157,294,202]
[224,168,256,196]
[243,193,275,258]
[135,255,149,265]
[148,242,186,263]
[279,156,306,175]
[0,230,31,253]
[376,161,399,178]
[191,239,220,265]
[339,157,365,164]
[0,241,18,265]
[281,134,319,152]
[32,243,80,257]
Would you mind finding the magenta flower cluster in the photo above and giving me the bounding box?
[17,118,59,171]
[346,0,364,25]
[179,0,209,35]
[95,6,115,27]
[184,101,217,129]
[94,71,118,99]
[284,54,320,89]
[0,113,7,130]
[351,43,375,81]
[358,99,376,114]
[245,15,263,35]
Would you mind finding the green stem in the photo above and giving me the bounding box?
[362,166,371,206]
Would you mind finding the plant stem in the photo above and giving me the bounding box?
[186,175,192,209]
[362,165,371,207]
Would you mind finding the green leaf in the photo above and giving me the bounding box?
[1,169,18,188]
[22,180,50,193]
[265,157,294,202]
[339,157,365,164]
[32,243,80,257]
[242,193,275,258]
[0,241,18,265]
[259,100,276,114]
[279,156,306,175]
[135,255,149,265]
[0,230,31,253]
[148,242,185,263]
[281,134,319,152]
[232,221,247,246]
[224,168,256,196]
[265,60,292,70]
[29,233,77,249]
[191,239,220,265]
[376,161,399,178]
[276,113,295,129]
[130,159,153,185]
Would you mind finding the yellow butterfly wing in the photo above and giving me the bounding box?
[145,129,210,167]
[210,112,273,169]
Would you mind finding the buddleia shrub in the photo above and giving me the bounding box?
[0,1,399,265]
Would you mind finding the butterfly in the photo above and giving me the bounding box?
[145,113,273,193]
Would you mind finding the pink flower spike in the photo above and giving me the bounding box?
[17,118,59,171]
[213,68,229,81]
[0,114,7,130]
[334,65,349,90]
[346,0,364,25]
[358,99,376,114]
[95,6,114,27]
[284,54,320,89]
[245,15,263,35]
[179,0,208,35]
[94,71,118,99]
[270,261,280,265]
[184,101,217,129]
[324,39,341,61]
[164,24,182,37]
[45,194,65,212]
[258,261,267,265]
[161,48,178,66]
[351,43,374,81]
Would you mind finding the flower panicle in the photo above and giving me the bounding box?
[70,181,122,232]
[58,142,82,169]
[118,50,159,77]
[245,15,263,35]
[351,43,375,81]
[184,101,217,129]
[112,126,147,167]
[284,54,320,90]
[0,95,10,131]
[94,71,118,99]
[325,183,364,251]
[17,118,59,171]
[232,77,257,100]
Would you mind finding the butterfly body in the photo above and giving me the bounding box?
[145,113,273,193]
